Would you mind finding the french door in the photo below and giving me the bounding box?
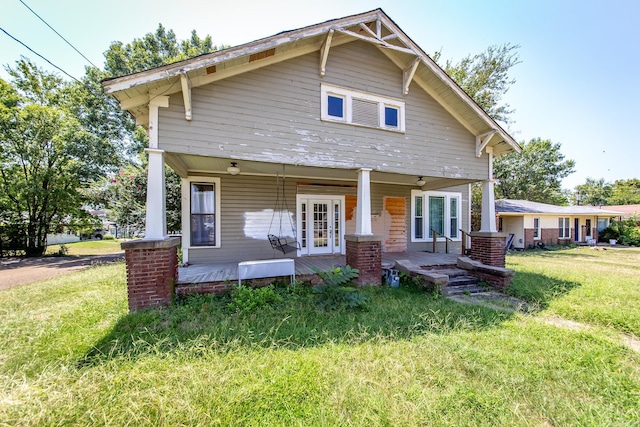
[297,195,345,255]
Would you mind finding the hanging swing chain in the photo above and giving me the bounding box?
[267,165,297,240]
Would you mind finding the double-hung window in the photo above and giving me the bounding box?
[558,217,570,238]
[183,177,221,248]
[411,190,461,241]
[533,217,540,240]
[321,84,405,132]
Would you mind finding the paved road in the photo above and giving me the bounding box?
[0,254,125,291]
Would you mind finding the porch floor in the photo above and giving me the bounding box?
[177,251,460,284]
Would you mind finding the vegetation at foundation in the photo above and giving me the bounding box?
[312,265,366,311]
[1,248,639,425]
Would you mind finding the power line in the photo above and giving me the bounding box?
[0,26,81,83]
[18,0,99,69]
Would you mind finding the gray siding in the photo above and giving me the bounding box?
[186,174,469,263]
[159,41,487,180]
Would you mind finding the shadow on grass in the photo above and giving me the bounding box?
[80,284,514,366]
[505,270,581,309]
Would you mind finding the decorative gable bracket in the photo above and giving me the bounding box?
[476,129,498,157]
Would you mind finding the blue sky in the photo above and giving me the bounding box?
[1,0,638,190]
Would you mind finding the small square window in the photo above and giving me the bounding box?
[384,106,398,127]
[327,95,344,118]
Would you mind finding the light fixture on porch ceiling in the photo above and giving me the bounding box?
[416,176,426,186]
[227,162,240,175]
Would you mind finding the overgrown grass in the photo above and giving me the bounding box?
[1,254,639,426]
[45,240,124,256]
[506,247,640,336]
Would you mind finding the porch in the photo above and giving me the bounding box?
[177,251,460,285]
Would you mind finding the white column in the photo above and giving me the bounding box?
[144,148,167,240]
[144,95,170,240]
[480,180,497,233]
[355,168,373,235]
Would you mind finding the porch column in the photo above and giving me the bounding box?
[346,168,381,286]
[480,180,497,233]
[145,148,167,240]
[355,168,373,235]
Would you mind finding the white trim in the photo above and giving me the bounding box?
[533,217,541,240]
[320,84,405,132]
[181,176,222,263]
[411,190,462,242]
[296,194,346,256]
[558,217,571,239]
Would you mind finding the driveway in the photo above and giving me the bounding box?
[0,254,125,291]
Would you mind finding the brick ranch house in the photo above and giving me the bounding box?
[496,199,623,249]
[102,9,522,311]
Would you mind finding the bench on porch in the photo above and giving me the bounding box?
[237,258,295,286]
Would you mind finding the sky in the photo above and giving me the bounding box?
[1,0,638,190]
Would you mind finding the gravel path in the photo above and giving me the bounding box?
[0,254,125,291]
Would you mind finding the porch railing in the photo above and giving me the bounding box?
[430,229,453,254]
[459,229,471,255]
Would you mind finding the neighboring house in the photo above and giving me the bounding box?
[496,199,623,249]
[602,204,640,220]
[103,10,520,278]
[46,231,80,246]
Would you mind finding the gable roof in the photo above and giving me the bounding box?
[496,199,624,215]
[102,8,521,157]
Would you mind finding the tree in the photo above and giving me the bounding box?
[0,60,119,255]
[493,138,576,205]
[608,179,640,205]
[573,178,612,206]
[433,43,520,124]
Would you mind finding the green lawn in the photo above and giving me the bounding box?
[45,239,124,256]
[1,249,639,426]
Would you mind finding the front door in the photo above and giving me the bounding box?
[297,195,345,255]
[574,218,580,242]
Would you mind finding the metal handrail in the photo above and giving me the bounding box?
[430,229,453,254]
[459,229,471,255]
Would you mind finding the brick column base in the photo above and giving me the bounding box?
[121,237,180,312]
[345,234,382,286]
[470,232,507,268]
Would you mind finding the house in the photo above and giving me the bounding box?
[102,9,521,310]
[496,199,623,249]
[602,204,640,220]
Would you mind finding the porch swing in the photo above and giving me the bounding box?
[267,166,301,254]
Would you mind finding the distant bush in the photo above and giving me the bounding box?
[102,234,115,240]
[599,217,640,246]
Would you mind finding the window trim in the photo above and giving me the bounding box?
[559,217,570,239]
[321,84,405,132]
[182,176,221,250]
[533,217,541,240]
[411,190,462,242]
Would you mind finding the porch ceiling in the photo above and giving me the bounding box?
[165,152,477,190]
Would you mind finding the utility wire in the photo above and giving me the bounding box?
[19,0,99,69]
[0,26,81,83]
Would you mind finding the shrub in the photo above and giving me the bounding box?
[600,217,640,246]
[102,234,115,240]
[312,265,366,311]
[227,284,282,313]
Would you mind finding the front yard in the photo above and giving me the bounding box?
[0,248,638,425]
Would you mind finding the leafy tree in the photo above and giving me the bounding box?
[573,177,612,206]
[0,60,119,255]
[608,179,640,205]
[494,138,576,205]
[433,43,520,124]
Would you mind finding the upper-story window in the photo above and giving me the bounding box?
[321,84,405,132]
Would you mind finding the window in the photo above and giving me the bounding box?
[597,218,609,233]
[411,190,461,241]
[559,217,570,238]
[327,95,344,119]
[533,217,540,240]
[321,84,405,132]
[183,177,221,249]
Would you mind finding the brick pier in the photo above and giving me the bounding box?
[345,234,382,286]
